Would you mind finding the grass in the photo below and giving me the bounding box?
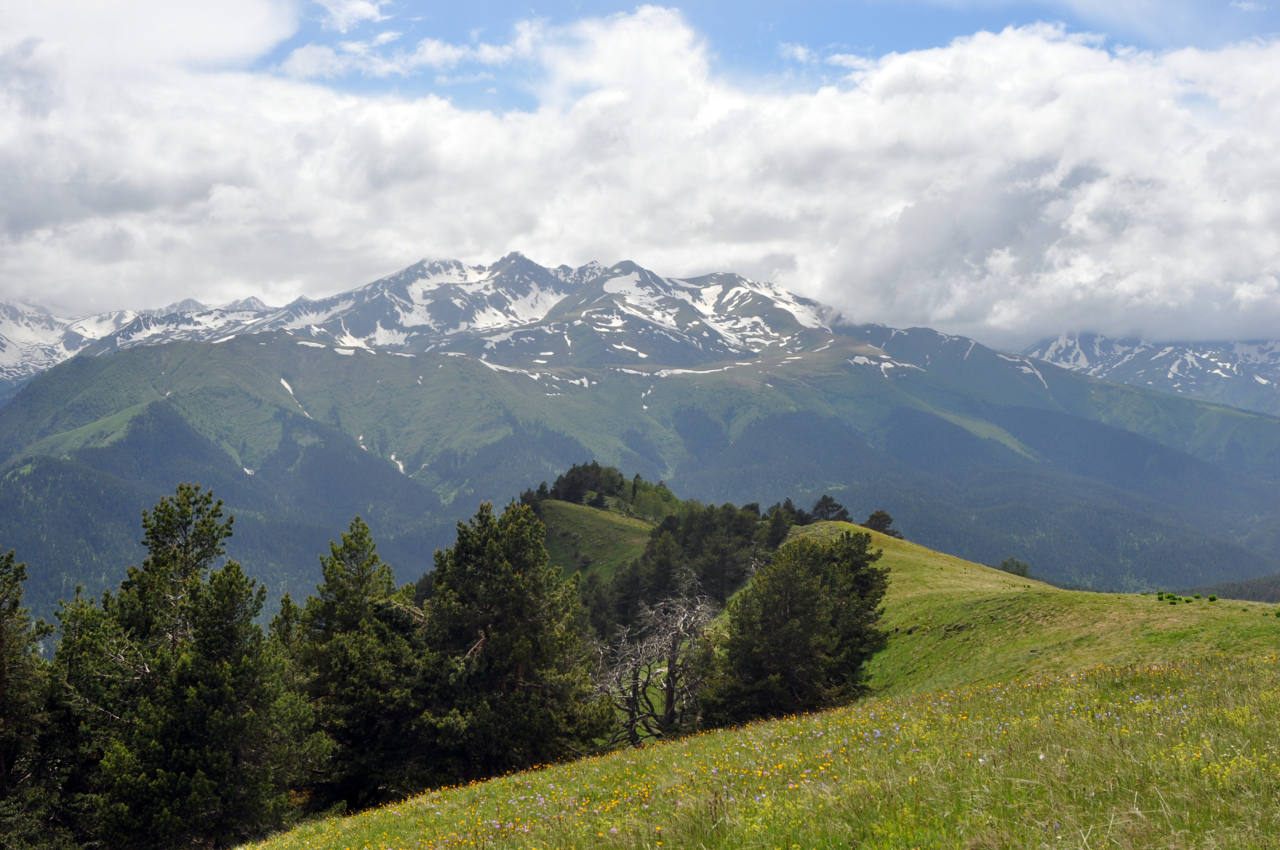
[540,499,654,580]
[246,656,1280,849]
[17,401,153,459]
[243,524,1280,850]
[794,521,1280,696]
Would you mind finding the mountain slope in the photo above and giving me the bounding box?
[538,500,656,580]
[5,324,1280,618]
[241,529,1280,850]
[0,302,138,405]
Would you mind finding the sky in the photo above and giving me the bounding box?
[1,1,1279,347]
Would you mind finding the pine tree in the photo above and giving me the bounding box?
[0,550,66,848]
[292,517,430,810]
[862,509,903,538]
[810,494,851,522]
[43,589,128,845]
[42,485,323,847]
[99,562,322,848]
[88,487,324,848]
[0,551,45,795]
[705,533,888,725]
[424,502,610,779]
[110,483,234,652]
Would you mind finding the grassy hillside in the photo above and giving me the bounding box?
[798,521,1280,695]
[540,499,654,579]
[242,526,1280,850]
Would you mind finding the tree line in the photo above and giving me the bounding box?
[1,470,891,848]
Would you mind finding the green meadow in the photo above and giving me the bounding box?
[244,523,1280,850]
[540,499,655,580]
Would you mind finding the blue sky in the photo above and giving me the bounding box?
[257,1,1280,107]
[2,0,1279,345]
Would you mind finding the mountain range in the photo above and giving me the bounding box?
[0,253,828,404]
[4,254,1280,617]
[1026,332,1280,416]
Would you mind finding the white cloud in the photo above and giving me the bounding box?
[779,43,815,64]
[315,0,389,33]
[281,18,540,78]
[2,8,1279,347]
[0,0,299,71]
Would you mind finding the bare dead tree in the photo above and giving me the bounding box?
[597,595,716,747]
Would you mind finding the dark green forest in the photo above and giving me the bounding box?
[0,467,889,849]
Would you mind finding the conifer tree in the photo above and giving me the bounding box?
[0,550,65,848]
[424,502,609,779]
[43,589,128,845]
[810,494,851,522]
[705,533,888,725]
[44,485,322,847]
[98,562,322,848]
[862,509,903,538]
[111,483,234,651]
[0,551,45,795]
[292,517,429,810]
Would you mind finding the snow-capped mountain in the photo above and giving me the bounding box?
[0,302,139,403]
[1026,332,1280,416]
[243,252,829,365]
[4,254,833,401]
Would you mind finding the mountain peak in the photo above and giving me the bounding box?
[150,298,207,316]
[222,296,273,313]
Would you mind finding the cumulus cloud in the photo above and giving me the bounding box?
[1,5,1279,346]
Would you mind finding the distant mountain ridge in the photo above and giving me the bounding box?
[1026,332,1280,416]
[1,253,830,403]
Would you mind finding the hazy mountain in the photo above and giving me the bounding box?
[1026,332,1280,416]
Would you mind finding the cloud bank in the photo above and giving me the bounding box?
[1,3,1278,346]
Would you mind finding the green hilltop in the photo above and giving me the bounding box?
[540,499,655,580]
[242,517,1280,850]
